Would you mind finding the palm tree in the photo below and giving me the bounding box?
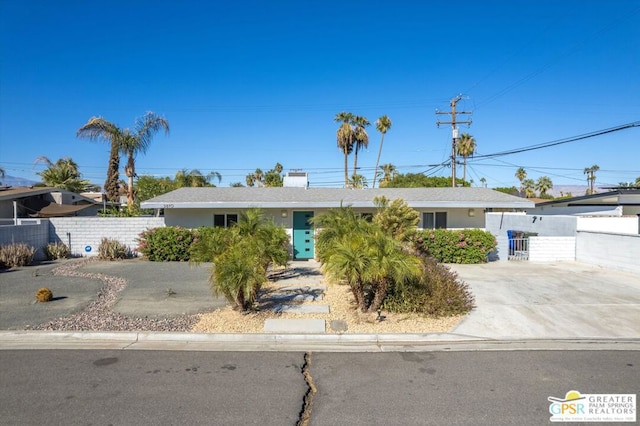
[335,112,355,186]
[175,169,221,187]
[377,163,397,187]
[522,178,536,198]
[349,173,368,189]
[515,167,527,196]
[77,112,169,206]
[535,176,553,197]
[77,117,124,202]
[480,177,487,188]
[456,133,476,182]
[372,115,392,189]
[351,115,370,182]
[584,164,600,195]
[635,176,640,187]
[121,112,169,207]
[34,156,91,193]
[0,166,4,185]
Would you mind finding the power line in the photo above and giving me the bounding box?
[471,121,640,160]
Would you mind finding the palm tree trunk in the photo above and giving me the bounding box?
[372,134,385,188]
[368,279,388,313]
[350,283,367,312]
[352,148,359,186]
[344,151,349,187]
[125,152,135,208]
[105,143,120,202]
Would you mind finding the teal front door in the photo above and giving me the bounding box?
[293,211,314,260]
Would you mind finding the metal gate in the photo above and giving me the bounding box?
[507,230,530,261]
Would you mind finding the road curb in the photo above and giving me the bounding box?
[0,331,639,352]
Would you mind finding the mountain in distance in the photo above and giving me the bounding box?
[0,175,39,187]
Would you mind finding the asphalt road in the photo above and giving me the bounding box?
[1,350,637,425]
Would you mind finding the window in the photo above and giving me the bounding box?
[213,213,238,228]
[423,212,447,229]
[360,213,373,222]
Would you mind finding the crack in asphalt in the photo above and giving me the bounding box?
[297,352,317,426]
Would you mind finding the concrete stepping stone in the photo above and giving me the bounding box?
[268,293,323,302]
[274,304,330,314]
[272,283,326,290]
[264,318,326,333]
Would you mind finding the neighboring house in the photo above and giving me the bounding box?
[528,188,640,216]
[141,187,533,260]
[0,186,103,220]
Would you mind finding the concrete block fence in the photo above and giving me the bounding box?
[529,237,576,262]
[48,217,165,257]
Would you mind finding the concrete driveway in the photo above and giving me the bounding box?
[448,261,640,339]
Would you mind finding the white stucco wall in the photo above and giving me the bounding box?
[576,216,639,235]
[576,231,640,275]
[0,220,49,260]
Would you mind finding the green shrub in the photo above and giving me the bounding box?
[189,226,230,263]
[0,243,36,268]
[44,242,70,260]
[413,229,497,263]
[383,254,475,317]
[137,227,196,261]
[36,287,53,302]
[98,237,131,260]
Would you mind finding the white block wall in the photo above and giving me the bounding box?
[529,237,576,262]
[576,231,640,275]
[49,217,165,257]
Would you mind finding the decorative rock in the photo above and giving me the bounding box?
[330,319,348,333]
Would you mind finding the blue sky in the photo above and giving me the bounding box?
[1,0,639,190]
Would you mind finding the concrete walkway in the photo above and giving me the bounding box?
[262,260,329,333]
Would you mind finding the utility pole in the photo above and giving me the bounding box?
[436,95,472,187]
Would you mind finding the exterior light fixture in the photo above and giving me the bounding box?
[281,210,288,218]
[468,208,475,217]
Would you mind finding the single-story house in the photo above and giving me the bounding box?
[528,188,640,216]
[0,186,103,220]
[141,187,533,260]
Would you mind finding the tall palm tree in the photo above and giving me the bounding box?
[372,115,392,188]
[378,163,397,187]
[0,166,5,185]
[77,117,124,202]
[121,112,169,207]
[335,112,355,186]
[34,156,90,193]
[583,164,600,195]
[515,167,527,196]
[351,115,370,183]
[535,176,553,197]
[480,177,487,188]
[456,133,476,183]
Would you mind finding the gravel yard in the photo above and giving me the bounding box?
[193,279,463,334]
[25,259,463,334]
